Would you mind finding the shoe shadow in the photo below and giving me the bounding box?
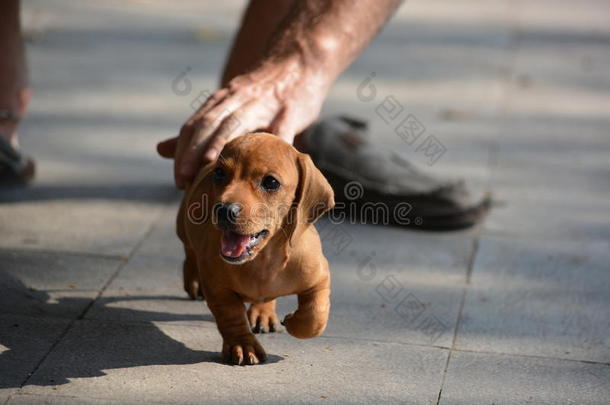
[0,272,283,388]
[0,183,179,204]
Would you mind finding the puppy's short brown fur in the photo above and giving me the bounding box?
[177,133,334,365]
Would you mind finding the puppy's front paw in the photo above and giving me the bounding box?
[282,311,327,339]
[222,335,266,365]
[247,302,280,333]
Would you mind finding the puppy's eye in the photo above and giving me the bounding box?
[213,167,226,184]
[261,175,281,192]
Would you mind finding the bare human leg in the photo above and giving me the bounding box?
[0,0,31,148]
[220,0,296,88]
[0,0,35,185]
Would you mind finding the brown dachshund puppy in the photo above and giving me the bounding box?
[177,133,335,365]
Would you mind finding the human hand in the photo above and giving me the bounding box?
[157,59,330,189]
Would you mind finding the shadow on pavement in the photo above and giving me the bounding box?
[0,272,284,388]
[0,183,179,204]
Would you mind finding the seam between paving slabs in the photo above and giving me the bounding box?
[445,348,610,367]
[1,247,128,262]
[7,392,173,405]
[435,236,480,405]
[432,232,610,403]
[480,228,610,244]
[14,205,167,392]
[318,335,610,366]
[436,4,528,401]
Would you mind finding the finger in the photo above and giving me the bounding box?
[174,87,230,178]
[202,114,246,163]
[269,108,298,145]
[275,121,297,145]
[201,100,272,162]
[186,88,230,126]
[174,88,233,187]
[174,124,195,189]
[180,100,245,178]
[156,137,178,159]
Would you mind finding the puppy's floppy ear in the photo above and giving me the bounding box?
[285,153,335,246]
[180,162,217,241]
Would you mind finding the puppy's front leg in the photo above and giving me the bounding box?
[206,288,266,365]
[282,277,331,339]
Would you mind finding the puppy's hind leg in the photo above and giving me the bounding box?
[183,248,204,300]
[248,300,280,333]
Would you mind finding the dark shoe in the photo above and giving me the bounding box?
[0,137,35,187]
[302,116,491,230]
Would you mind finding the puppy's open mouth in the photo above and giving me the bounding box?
[220,229,269,264]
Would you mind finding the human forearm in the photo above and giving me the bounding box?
[263,0,402,85]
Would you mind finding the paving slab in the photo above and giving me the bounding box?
[0,314,70,391]
[0,163,177,258]
[439,350,610,405]
[456,235,610,363]
[0,249,120,319]
[485,110,610,241]
[0,176,175,256]
[485,188,610,241]
[7,394,125,405]
[1,389,19,405]
[83,204,215,327]
[22,319,449,404]
[291,221,475,348]
[483,0,610,242]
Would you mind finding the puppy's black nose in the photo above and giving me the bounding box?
[215,202,241,225]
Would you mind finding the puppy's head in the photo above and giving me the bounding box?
[203,132,333,265]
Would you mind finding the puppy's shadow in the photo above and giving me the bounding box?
[0,272,283,388]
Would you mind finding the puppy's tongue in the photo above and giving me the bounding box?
[221,231,250,258]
